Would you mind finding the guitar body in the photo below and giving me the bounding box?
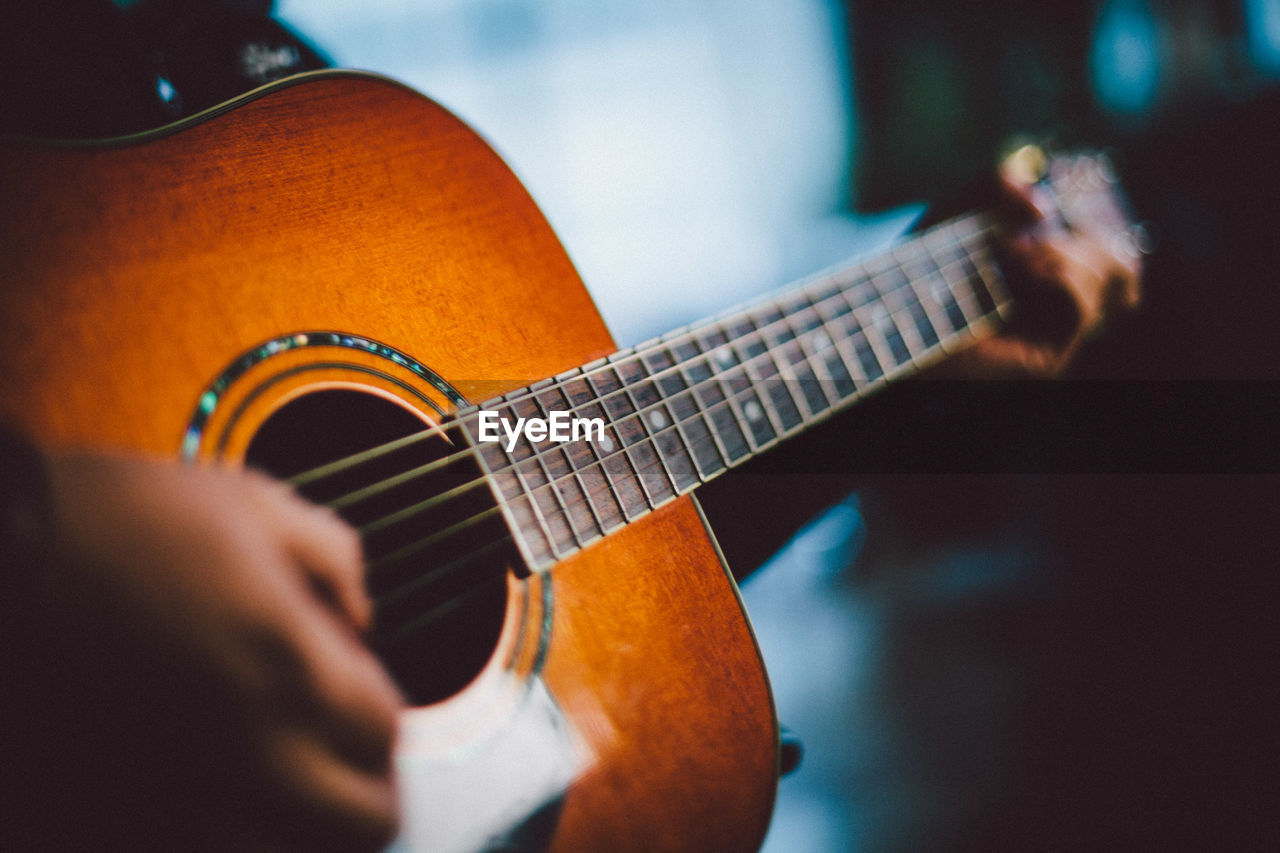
[0,72,776,851]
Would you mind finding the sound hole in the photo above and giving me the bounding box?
[245,389,512,706]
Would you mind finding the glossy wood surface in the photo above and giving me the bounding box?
[0,73,777,851]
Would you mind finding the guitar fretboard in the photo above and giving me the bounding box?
[455,212,1011,572]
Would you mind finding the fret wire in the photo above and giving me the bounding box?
[541,381,629,533]
[473,224,982,427]
[472,217,1000,426]
[725,361,773,453]
[959,225,1014,315]
[436,274,1011,571]
[786,294,848,407]
[922,225,987,328]
[530,389,612,539]
[573,394,647,523]
[475,233,993,467]
[873,267,924,367]
[945,224,999,316]
[460,426,554,566]
[384,219,1003,573]
[769,334,831,423]
[631,346,702,491]
[443,217,1004,544]
[695,321,752,464]
[707,321,766,456]
[614,354,684,497]
[898,248,968,341]
[643,344,705,491]
[872,266,932,361]
[812,286,871,395]
[725,318,804,434]
[504,397,591,552]
[850,299,899,379]
[737,346,791,439]
[713,313,774,454]
[813,313,862,402]
[832,334,870,389]
[586,363,663,511]
[889,242,950,352]
[512,334,921,531]
[732,312,819,433]
[459,416,559,567]
[674,338,733,477]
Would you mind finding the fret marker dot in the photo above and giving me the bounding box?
[648,410,667,429]
[599,435,615,452]
[744,401,763,422]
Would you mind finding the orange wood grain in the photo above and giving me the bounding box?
[0,72,776,851]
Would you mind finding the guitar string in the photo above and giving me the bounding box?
[337,248,990,553]
[363,310,1005,645]
[357,316,932,563]
[366,168,1126,636]
[287,213,994,493]
[322,232,1004,599]
[356,229,1003,632]
[362,299,1002,604]
[294,216,999,536]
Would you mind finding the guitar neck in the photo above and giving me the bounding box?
[455,211,1012,572]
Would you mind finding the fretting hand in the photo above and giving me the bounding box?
[937,154,1143,378]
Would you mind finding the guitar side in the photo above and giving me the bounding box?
[0,72,777,851]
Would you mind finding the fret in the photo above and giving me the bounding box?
[902,289,942,351]
[684,327,752,466]
[715,306,782,449]
[445,210,1028,573]
[472,448,555,569]
[900,240,978,335]
[707,320,766,461]
[612,354,701,494]
[505,395,600,547]
[699,325,803,436]
[846,296,899,382]
[461,407,567,564]
[866,285,914,368]
[740,352,794,437]
[588,362,675,507]
[780,292,853,405]
[812,280,871,397]
[533,381,627,534]
[923,226,992,323]
[749,306,831,420]
[830,309,883,385]
[869,266,934,361]
[638,345,723,482]
[957,222,1013,316]
[813,324,861,401]
[557,374,649,521]
[667,336,730,479]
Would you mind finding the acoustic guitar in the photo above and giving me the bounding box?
[0,71,1134,852]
